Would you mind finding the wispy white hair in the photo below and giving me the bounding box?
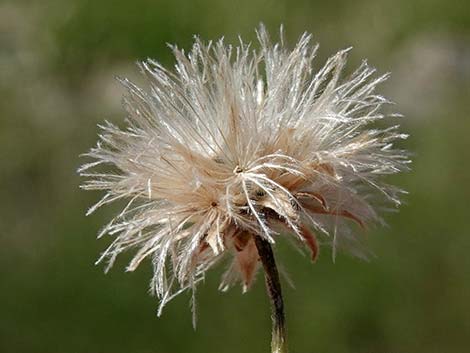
[79,25,410,318]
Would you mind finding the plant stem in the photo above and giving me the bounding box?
[254,234,288,353]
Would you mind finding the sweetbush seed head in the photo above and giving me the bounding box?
[79,24,410,316]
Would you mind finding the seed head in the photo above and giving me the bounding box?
[79,25,410,316]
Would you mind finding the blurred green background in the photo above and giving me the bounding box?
[1,0,469,352]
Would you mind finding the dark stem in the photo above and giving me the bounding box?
[254,234,287,353]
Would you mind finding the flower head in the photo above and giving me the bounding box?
[79,25,409,315]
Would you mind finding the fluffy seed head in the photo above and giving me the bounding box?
[79,25,410,315]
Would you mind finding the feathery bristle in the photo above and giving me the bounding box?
[80,25,410,314]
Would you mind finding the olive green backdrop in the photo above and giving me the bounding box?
[1,0,469,352]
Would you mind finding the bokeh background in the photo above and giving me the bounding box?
[2,0,469,352]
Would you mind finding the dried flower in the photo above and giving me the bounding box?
[79,25,409,352]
